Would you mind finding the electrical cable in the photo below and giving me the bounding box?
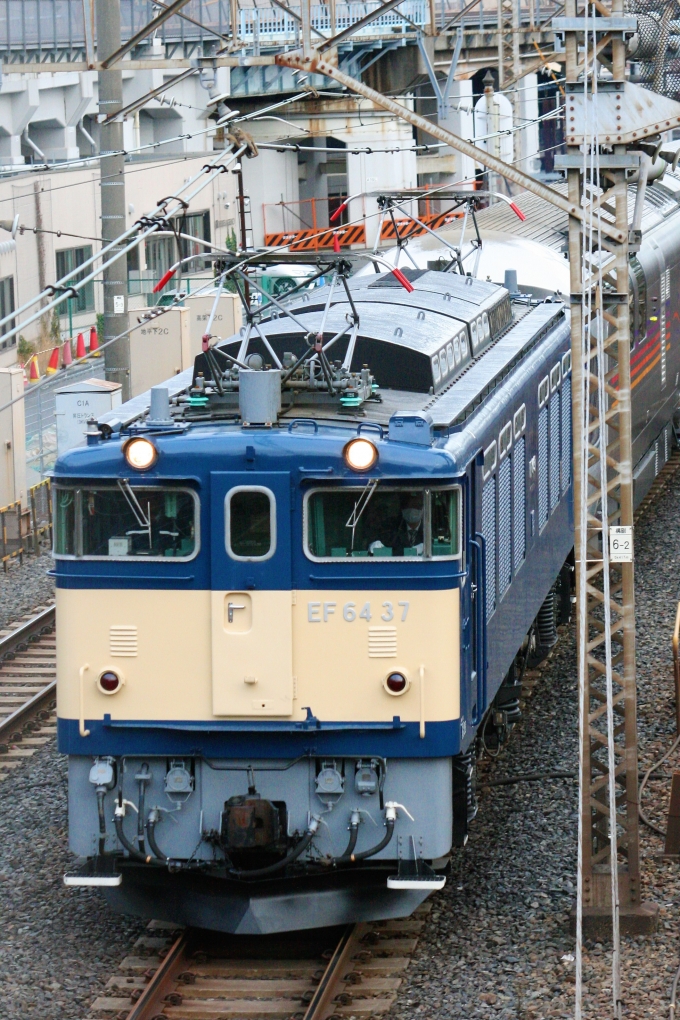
[0,143,246,346]
[114,809,154,863]
[478,770,576,788]
[96,789,107,856]
[228,828,316,879]
[639,733,680,836]
[146,810,169,862]
[335,819,360,862]
[340,818,395,862]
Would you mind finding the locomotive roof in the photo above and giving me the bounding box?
[97,267,567,441]
[468,174,680,252]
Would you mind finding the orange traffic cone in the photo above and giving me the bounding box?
[28,355,40,383]
[46,346,59,374]
[89,325,100,356]
[62,339,73,367]
[76,332,86,359]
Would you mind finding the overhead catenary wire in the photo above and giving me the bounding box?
[0,143,246,345]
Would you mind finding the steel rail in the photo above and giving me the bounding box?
[302,923,359,1018]
[125,932,190,1020]
[122,923,361,1019]
[0,605,56,745]
[0,605,55,661]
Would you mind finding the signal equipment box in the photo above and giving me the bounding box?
[55,378,122,456]
[129,307,197,398]
[185,292,242,346]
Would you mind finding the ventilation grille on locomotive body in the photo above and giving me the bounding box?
[498,456,512,600]
[488,295,513,338]
[513,436,526,570]
[538,406,549,530]
[482,475,497,620]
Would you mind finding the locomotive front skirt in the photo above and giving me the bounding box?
[53,257,675,933]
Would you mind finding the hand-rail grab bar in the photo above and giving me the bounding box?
[79,664,91,737]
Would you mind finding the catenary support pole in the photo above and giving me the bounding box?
[95,0,130,401]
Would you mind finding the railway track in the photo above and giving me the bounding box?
[86,908,430,1020]
[0,603,56,776]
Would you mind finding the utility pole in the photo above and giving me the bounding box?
[560,1,658,953]
[95,0,130,401]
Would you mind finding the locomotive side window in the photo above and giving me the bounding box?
[54,485,197,559]
[305,486,460,561]
[226,487,276,561]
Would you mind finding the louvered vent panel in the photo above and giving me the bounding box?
[498,456,512,599]
[549,391,560,512]
[481,476,496,620]
[513,436,526,570]
[560,377,572,493]
[110,625,138,657]
[538,407,549,529]
[368,627,397,658]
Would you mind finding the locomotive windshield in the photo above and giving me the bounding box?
[54,483,197,559]
[305,485,460,560]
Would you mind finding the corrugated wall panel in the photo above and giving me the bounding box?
[482,475,496,620]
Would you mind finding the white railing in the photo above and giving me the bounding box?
[237,2,430,43]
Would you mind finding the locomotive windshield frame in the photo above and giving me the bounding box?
[53,481,200,562]
[303,483,463,562]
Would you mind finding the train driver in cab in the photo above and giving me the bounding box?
[369,492,425,557]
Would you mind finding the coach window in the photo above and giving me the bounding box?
[53,484,198,559]
[305,486,461,561]
[226,486,276,561]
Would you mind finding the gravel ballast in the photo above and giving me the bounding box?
[388,464,680,1020]
[2,470,680,1018]
[0,549,55,631]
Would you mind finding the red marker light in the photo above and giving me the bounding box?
[509,202,526,222]
[391,267,414,293]
[153,268,176,293]
[385,672,408,694]
[98,671,121,694]
[330,201,348,223]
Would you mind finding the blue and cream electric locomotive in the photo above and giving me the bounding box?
[55,186,679,932]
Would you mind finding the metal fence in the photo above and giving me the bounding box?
[29,478,52,554]
[0,479,54,569]
[0,500,23,570]
[0,0,559,62]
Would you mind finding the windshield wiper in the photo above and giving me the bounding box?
[345,478,379,551]
[118,479,152,549]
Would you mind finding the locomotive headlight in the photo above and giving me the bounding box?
[344,437,378,472]
[123,436,158,470]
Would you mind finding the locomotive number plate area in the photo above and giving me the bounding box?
[294,589,460,724]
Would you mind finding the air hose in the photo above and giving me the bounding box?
[96,789,107,856]
[146,807,169,862]
[229,816,321,879]
[136,765,151,854]
[342,818,395,862]
[334,811,360,863]
[114,801,153,863]
[334,802,407,864]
